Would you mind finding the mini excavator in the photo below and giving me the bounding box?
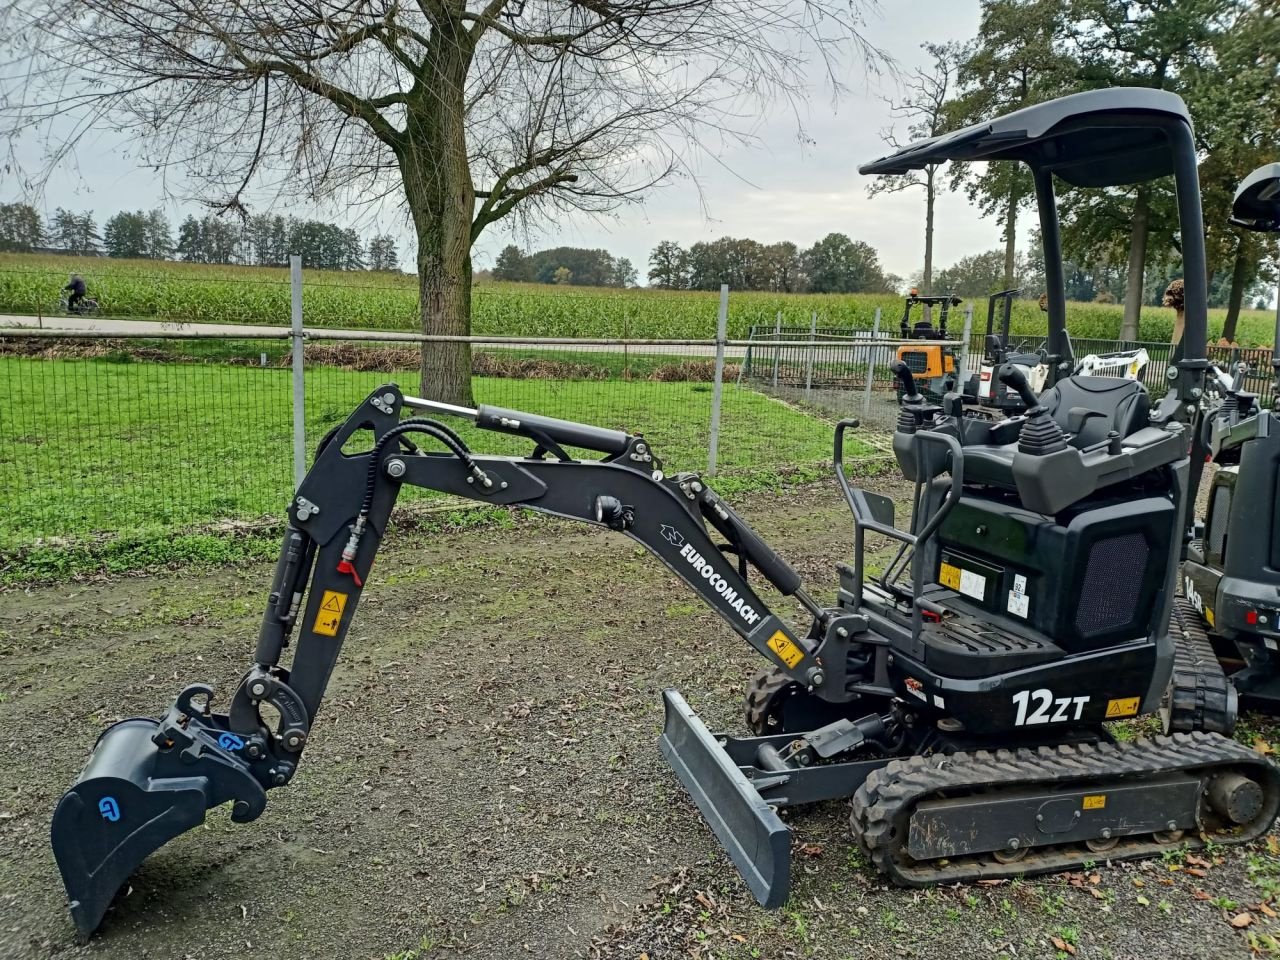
[1169,162,1280,732]
[53,89,1280,940]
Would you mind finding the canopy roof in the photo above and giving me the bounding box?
[858,88,1193,188]
[1231,163,1280,232]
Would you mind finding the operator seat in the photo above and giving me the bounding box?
[1037,375,1149,449]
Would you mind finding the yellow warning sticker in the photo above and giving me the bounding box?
[767,630,805,668]
[1105,696,1141,718]
[1206,607,1215,627]
[939,562,962,591]
[1082,794,1106,811]
[312,590,348,637]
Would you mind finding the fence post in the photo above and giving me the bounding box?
[804,311,816,401]
[291,255,306,489]
[708,284,729,476]
[862,308,880,421]
[771,311,781,390]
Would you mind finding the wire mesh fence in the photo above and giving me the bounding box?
[739,320,969,433]
[5,260,1267,563]
[0,329,868,555]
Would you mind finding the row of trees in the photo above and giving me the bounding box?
[647,234,900,294]
[492,245,636,287]
[873,0,1280,340]
[0,202,401,272]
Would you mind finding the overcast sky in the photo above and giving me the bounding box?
[8,0,995,284]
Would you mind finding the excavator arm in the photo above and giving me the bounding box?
[52,383,824,939]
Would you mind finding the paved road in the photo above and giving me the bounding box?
[0,313,863,358]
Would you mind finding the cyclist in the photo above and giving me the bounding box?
[63,274,87,313]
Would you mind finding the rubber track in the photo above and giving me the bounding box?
[850,731,1279,886]
[1166,596,1237,735]
[744,667,790,736]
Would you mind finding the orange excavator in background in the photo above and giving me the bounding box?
[895,289,963,398]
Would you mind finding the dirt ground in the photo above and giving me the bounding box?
[3,478,1280,960]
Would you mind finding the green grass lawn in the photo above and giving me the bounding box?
[0,355,852,575]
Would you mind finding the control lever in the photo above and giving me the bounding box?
[998,364,1040,411]
[894,361,923,402]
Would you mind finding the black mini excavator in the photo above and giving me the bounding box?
[52,90,1280,940]
[961,288,1049,413]
[1170,162,1280,731]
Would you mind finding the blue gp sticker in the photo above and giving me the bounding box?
[217,732,245,751]
[98,797,121,822]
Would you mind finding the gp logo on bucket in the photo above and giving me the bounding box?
[98,797,121,822]
[217,732,245,751]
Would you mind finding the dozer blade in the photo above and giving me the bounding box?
[52,697,268,941]
[658,689,791,908]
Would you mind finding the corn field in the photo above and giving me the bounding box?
[2,251,1274,343]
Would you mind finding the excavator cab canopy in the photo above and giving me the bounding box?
[860,88,1209,376]
[1232,162,1280,232]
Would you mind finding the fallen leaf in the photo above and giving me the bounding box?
[1231,912,1255,929]
[1088,874,1101,885]
[977,879,1006,887]
[730,935,747,944]
[1050,936,1077,956]
[640,954,650,960]
[1187,854,1211,868]
[1269,836,1280,856]
[1187,868,1208,878]
[1089,887,1105,900]
[799,843,824,858]
[1261,903,1278,919]
[1137,895,1151,906]
[1133,878,1146,888]
[1193,890,1213,901]
[1254,739,1274,756]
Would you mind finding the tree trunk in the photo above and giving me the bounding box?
[923,167,935,294]
[401,43,476,407]
[1222,240,1250,344]
[1121,188,1149,341]
[1002,188,1018,289]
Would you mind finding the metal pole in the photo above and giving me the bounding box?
[863,308,881,421]
[960,303,974,380]
[291,255,306,489]
[805,311,816,401]
[708,284,729,476]
[771,311,782,390]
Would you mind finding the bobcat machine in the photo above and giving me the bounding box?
[52,89,1280,940]
[1170,162,1280,733]
[896,289,964,399]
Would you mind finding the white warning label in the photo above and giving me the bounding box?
[1007,574,1029,618]
[958,568,986,601]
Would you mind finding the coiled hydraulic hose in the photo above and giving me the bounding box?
[360,417,479,518]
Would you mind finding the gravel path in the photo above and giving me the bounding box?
[1,480,1277,960]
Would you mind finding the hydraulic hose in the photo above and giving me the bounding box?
[360,418,478,519]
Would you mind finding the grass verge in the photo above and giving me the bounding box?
[0,354,872,581]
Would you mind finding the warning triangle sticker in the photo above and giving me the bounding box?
[321,595,343,612]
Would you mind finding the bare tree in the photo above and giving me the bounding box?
[1,0,886,404]
[865,42,957,296]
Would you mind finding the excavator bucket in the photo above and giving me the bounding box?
[51,686,268,941]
